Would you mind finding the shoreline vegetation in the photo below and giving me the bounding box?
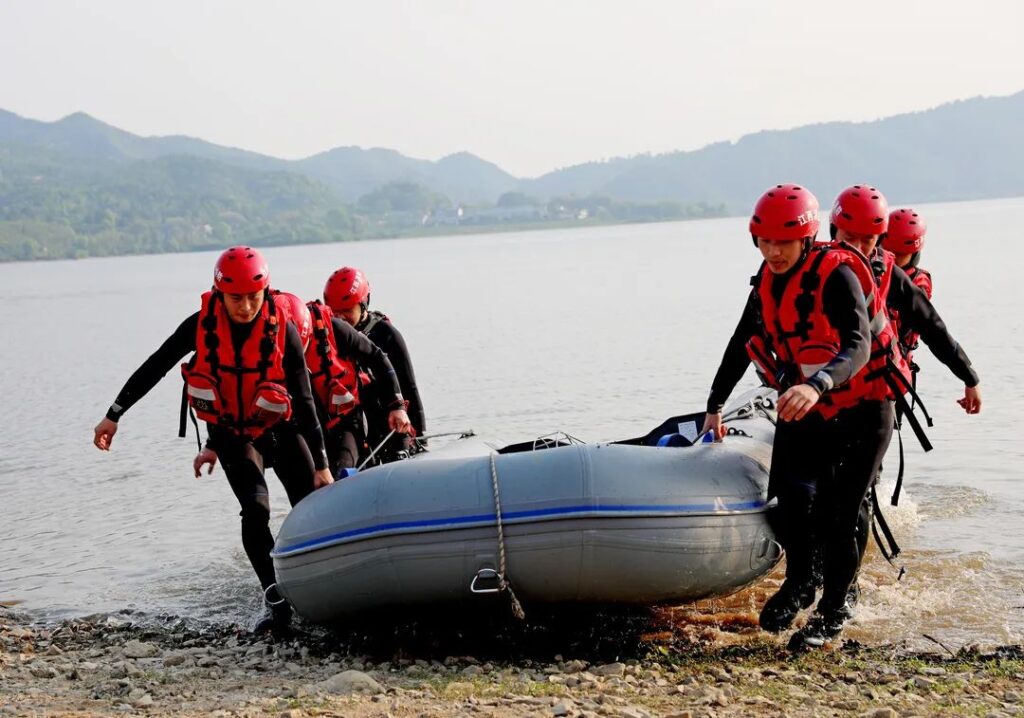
[0,164,729,263]
[0,212,706,264]
[3,601,1022,718]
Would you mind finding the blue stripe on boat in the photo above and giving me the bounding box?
[272,500,768,557]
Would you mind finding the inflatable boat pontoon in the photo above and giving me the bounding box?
[272,389,780,623]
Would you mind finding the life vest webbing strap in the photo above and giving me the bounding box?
[882,372,933,453]
[747,337,779,388]
[870,486,903,571]
[177,383,202,451]
[256,297,277,383]
[178,382,189,439]
[883,356,934,428]
[360,310,388,336]
[892,413,906,507]
[790,249,830,341]
[201,294,221,377]
[313,319,333,379]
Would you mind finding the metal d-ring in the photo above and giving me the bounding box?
[263,582,287,606]
[469,568,503,594]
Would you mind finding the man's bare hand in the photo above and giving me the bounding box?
[314,468,334,490]
[700,412,725,442]
[957,385,982,414]
[777,384,821,422]
[94,418,118,451]
[193,448,218,478]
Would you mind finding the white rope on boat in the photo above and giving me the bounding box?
[488,452,526,621]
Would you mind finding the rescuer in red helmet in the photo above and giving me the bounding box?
[880,208,933,372]
[260,290,413,474]
[825,190,980,616]
[700,184,902,649]
[92,246,333,634]
[324,266,425,464]
[829,189,978,417]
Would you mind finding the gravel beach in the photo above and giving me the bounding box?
[3,602,1022,718]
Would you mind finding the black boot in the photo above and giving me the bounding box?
[251,586,292,634]
[788,602,853,651]
[759,580,816,633]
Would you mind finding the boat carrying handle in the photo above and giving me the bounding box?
[263,582,287,606]
[470,568,502,594]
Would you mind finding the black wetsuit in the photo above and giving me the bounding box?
[106,311,328,591]
[357,311,425,462]
[885,263,978,388]
[849,256,981,569]
[707,260,882,611]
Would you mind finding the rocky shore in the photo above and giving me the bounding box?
[2,605,1022,718]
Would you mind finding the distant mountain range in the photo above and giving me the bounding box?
[1,89,1022,261]
[4,89,1023,209]
[0,109,516,204]
[522,91,1024,210]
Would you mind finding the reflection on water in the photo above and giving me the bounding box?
[1,197,1022,647]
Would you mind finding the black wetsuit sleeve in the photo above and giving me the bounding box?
[373,323,426,435]
[806,265,871,395]
[706,292,759,414]
[331,319,403,408]
[282,323,329,471]
[106,313,199,421]
[888,267,979,386]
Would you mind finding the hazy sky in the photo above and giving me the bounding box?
[2,1,1022,177]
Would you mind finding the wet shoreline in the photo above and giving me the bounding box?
[3,604,1022,718]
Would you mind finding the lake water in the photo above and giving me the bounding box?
[1,196,1021,648]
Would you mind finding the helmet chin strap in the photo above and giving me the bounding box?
[355,302,370,330]
[801,237,814,259]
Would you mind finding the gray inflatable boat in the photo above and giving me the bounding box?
[272,389,780,624]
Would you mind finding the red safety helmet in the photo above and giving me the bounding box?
[882,208,927,254]
[830,185,889,236]
[213,246,270,293]
[323,267,370,312]
[274,292,312,349]
[749,184,820,242]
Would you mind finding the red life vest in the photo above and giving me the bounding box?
[180,291,292,438]
[865,247,915,390]
[306,301,361,427]
[906,266,933,298]
[891,265,933,359]
[746,246,903,420]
